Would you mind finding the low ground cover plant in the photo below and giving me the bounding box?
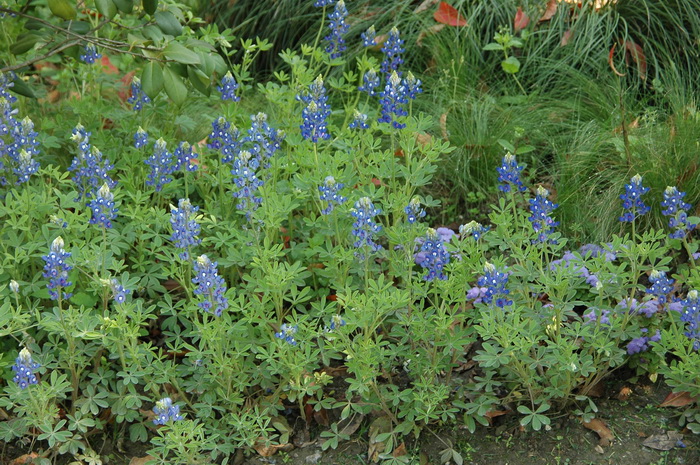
[1,1,700,464]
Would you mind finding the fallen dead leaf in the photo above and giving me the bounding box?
[643,431,684,451]
[581,418,614,446]
[417,23,445,45]
[368,416,392,462]
[594,444,605,454]
[623,40,646,80]
[128,456,155,465]
[434,2,467,27]
[440,112,449,140]
[485,409,509,425]
[560,29,573,46]
[660,391,697,408]
[337,413,364,437]
[539,0,558,22]
[10,454,40,465]
[514,7,530,32]
[617,386,632,401]
[393,442,407,457]
[253,439,293,457]
[415,132,432,147]
[414,0,439,14]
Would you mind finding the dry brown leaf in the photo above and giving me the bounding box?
[617,386,632,401]
[368,416,392,462]
[623,40,646,80]
[128,456,155,465]
[338,413,364,437]
[253,439,292,457]
[608,44,626,77]
[660,391,697,408]
[513,7,530,32]
[434,2,467,27]
[415,132,432,147]
[539,0,558,22]
[440,112,449,140]
[581,418,614,446]
[414,0,440,14]
[393,442,407,457]
[643,431,684,451]
[484,409,509,425]
[560,29,573,46]
[416,23,445,46]
[10,454,40,465]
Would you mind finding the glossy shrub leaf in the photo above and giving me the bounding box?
[163,66,188,105]
[142,0,158,15]
[10,34,41,55]
[48,0,77,20]
[155,11,183,36]
[163,42,201,65]
[62,20,90,34]
[187,66,211,96]
[141,61,163,99]
[111,0,133,13]
[95,0,117,20]
[10,76,37,98]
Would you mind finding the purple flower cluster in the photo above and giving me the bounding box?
[145,138,175,191]
[617,298,661,318]
[170,198,201,260]
[275,323,298,346]
[549,251,600,287]
[319,176,346,214]
[298,76,331,143]
[477,262,512,308]
[127,77,151,111]
[152,397,183,425]
[209,113,283,167]
[646,270,674,305]
[378,71,408,129]
[88,183,118,228]
[12,348,40,389]
[380,27,405,77]
[192,255,228,317]
[42,236,73,300]
[679,290,700,350]
[361,25,376,47]
[583,308,611,325]
[349,110,369,130]
[324,0,349,59]
[403,72,423,100]
[1,75,41,185]
[80,44,101,64]
[661,186,697,239]
[174,141,198,172]
[231,150,264,219]
[217,71,240,102]
[529,186,559,243]
[68,124,116,201]
[404,197,426,224]
[497,153,526,193]
[351,197,383,257]
[416,228,450,281]
[626,329,661,355]
[619,174,650,222]
[329,315,345,331]
[313,0,334,6]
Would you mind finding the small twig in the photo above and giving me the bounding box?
[2,39,81,73]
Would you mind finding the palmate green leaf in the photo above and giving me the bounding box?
[95,0,117,20]
[163,65,188,105]
[141,61,163,99]
[163,42,201,65]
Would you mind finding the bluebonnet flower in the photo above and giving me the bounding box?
[50,215,68,228]
[626,328,661,355]
[42,236,72,300]
[127,77,151,111]
[381,27,405,76]
[208,117,241,163]
[298,76,331,143]
[80,44,101,64]
[361,25,376,47]
[646,269,674,305]
[680,290,700,350]
[152,397,183,425]
[192,255,229,317]
[661,186,697,239]
[358,68,381,97]
[68,125,116,201]
[325,0,349,59]
[583,308,611,325]
[173,141,198,172]
[275,323,298,345]
[14,149,40,184]
[417,228,450,281]
[170,198,201,260]
[497,153,526,193]
[231,150,264,219]
[319,176,346,214]
[619,174,650,222]
[10,279,19,293]
[145,138,175,192]
[404,197,426,224]
[459,221,489,241]
[110,278,130,304]
[133,127,148,149]
[578,243,617,261]
[349,110,369,130]
[217,71,240,102]
[378,71,408,129]
[549,251,599,287]
[477,262,512,308]
[351,197,383,256]
[403,72,423,100]
[466,286,488,303]
[88,183,118,228]
[329,315,345,331]
[436,227,455,243]
[529,186,559,243]
[1,113,41,185]
[0,73,17,103]
[313,0,334,6]
[616,298,661,318]
[12,347,40,389]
